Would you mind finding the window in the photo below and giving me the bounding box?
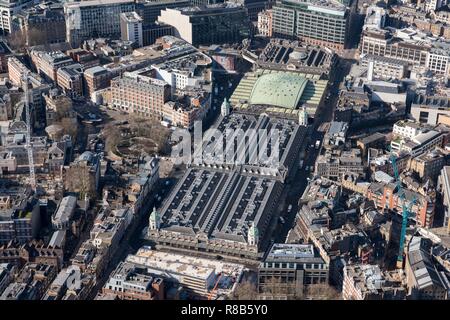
[419,111,429,123]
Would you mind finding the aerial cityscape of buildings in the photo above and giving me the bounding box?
[0,0,449,304]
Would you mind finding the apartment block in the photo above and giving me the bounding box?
[83,66,111,99]
[7,56,29,87]
[111,68,171,119]
[367,182,435,228]
[257,9,272,37]
[120,12,143,47]
[342,175,435,228]
[162,100,205,129]
[30,50,74,83]
[56,64,84,98]
[407,150,445,182]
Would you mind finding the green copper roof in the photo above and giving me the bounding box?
[249,73,309,109]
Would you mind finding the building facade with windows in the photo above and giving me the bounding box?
[0,0,32,34]
[110,68,171,119]
[120,11,143,47]
[64,0,136,47]
[258,244,329,299]
[272,0,349,51]
[426,49,450,75]
[360,29,430,66]
[158,3,251,46]
[257,9,272,37]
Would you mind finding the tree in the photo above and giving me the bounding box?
[64,165,96,200]
[7,29,27,51]
[58,118,78,141]
[304,283,341,300]
[259,277,304,300]
[232,280,259,300]
[55,98,74,120]
[103,123,122,154]
[128,117,171,154]
[26,27,48,47]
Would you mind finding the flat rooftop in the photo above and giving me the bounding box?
[279,0,347,14]
[412,95,450,109]
[174,3,246,15]
[159,167,279,243]
[120,11,143,22]
[64,0,134,9]
[150,113,305,255]
[257,39,334,75]
[126,246,244,282]
[361,53,409,66]
[265,243,319,260]
[197,113,303,173]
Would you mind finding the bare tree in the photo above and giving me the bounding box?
[304,283,341,300]
[128,117,171,154]
[55,100,73,120]
[7,29,27,51]
[26,27,48,47]
[261,277,287,298]
[259,277,304,300]
[103,123,122,154]
[232,280,259,300]
[58,118,78,141]
[64,165,96,200]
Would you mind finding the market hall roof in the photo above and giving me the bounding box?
[249,72,309,109]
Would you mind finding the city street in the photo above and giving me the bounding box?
[272,59,353,244]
